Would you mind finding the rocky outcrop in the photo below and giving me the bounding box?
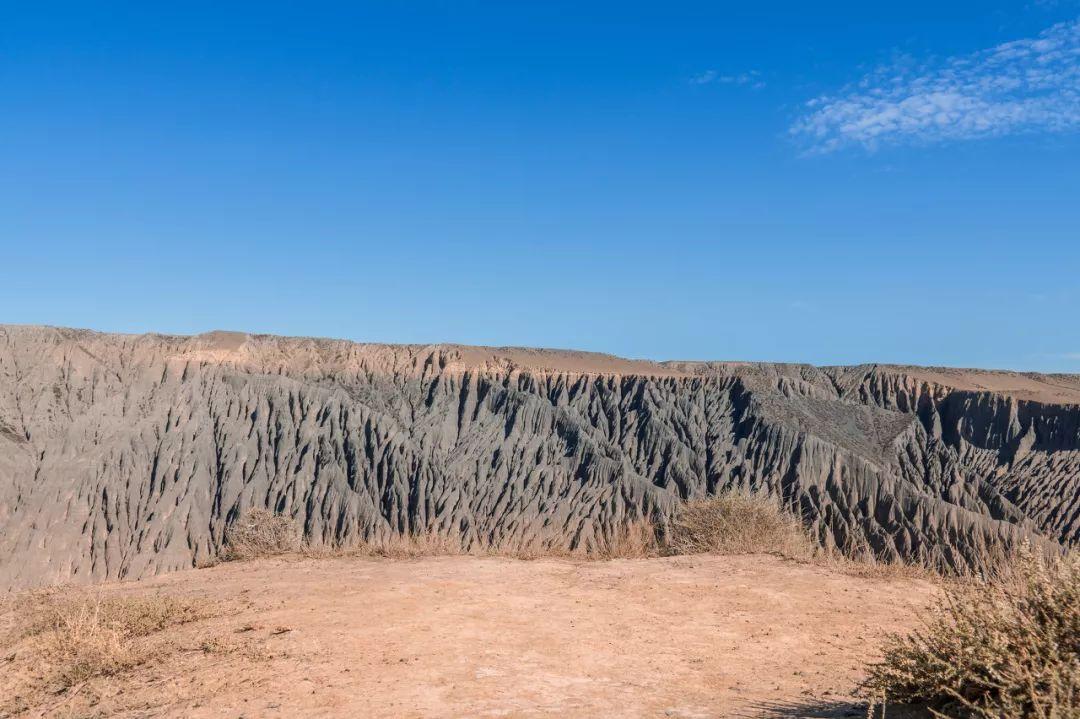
[1,325,1078,588]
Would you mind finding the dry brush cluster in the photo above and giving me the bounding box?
[0,589,285,717]
[0,590,212,715]
[664,491,815,559]
[864,548,1079,719]
[215,491,814,563]
[220,508,302,561]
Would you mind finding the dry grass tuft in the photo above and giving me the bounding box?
[0,589,215,714]
[665,491,815,559]
[591,518,661,560]
[218,501,1032,585]
[817,552,938,582]
[221,508,301,561]
[226,497,810,564]
[296,516,662,562]
[863,547,1080,718]
[355,531,465,559]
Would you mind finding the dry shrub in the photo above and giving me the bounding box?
[812,531,941,581]
[301,530,471,561]
[222,508,301,561]
[863,547,1079,718]
[1,589,211,712]
[483,534,559,561]
[218,502,1023,581]
[322,518,661,562]
[666,491,814,559]
[319,531,562,561]
[591,518,661,560]
[358,531,465,559]
[818,552,938,582]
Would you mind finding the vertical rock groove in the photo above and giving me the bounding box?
[1,326,1078,588]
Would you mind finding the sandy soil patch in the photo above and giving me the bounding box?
[2,554,936,718]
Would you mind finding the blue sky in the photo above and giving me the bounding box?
[2,2,1079,371]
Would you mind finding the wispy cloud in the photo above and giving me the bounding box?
[1029,0,1080,8]
[691,70,765,89]
[787,299,817,312]
[791,19,1080,153]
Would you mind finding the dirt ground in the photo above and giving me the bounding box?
[3,554,936,718]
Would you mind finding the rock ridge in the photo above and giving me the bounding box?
[1,325,1078,588]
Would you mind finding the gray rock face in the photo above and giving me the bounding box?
[1,325,1078,588]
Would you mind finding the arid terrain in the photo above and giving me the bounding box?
[2,325,1078,717]
[1,553,935,718]
[2,325,1079,589]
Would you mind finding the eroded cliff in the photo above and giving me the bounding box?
[2,325,1078,588]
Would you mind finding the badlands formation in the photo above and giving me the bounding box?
[1,324,1079,588]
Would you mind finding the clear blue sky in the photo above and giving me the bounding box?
[3,2,1079,371]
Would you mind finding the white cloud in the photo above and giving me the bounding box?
[791,19,1080,152]
[691,70,765,88]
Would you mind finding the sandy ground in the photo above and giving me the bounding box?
[6,554,937,719]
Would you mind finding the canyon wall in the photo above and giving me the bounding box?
[2,325,1078,588]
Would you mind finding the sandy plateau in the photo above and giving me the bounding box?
[2,554,934,718]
